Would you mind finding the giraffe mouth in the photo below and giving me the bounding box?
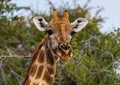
[56,49,72,61]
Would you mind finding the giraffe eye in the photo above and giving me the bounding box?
[71,31,76,36]
[46,29,53,35]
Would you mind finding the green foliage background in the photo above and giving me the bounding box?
[0,0,120,85]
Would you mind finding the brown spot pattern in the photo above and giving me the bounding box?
[43,71,53,85]
[36,65,44,79]
[28,64,37,77]
[32,50,39,64]
[33,83,39,85]
[47,67,54,75]
[32,40,45,64]
[38,50,44,63]
[46,49,54,65]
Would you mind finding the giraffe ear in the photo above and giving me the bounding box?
[71,18,88,32]
[33,16,48,31]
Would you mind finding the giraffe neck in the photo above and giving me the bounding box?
[23,36,58,85]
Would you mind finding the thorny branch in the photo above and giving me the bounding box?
[0,55,31,85]
[1,68,6,85]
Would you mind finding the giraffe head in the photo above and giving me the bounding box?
[33,9,88,61]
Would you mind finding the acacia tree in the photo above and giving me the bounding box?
[0,0,33,85]
[0,0,120,85]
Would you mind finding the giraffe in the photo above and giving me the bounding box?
[23,9,88,85]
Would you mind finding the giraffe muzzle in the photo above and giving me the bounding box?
[59,43,71,55]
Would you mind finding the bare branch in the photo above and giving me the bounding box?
[0,65,7,85]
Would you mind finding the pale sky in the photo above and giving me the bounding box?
[11,0,120,33]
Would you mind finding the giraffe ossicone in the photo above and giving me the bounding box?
[23,10,88,85]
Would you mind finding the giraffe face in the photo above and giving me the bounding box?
[33,10,88,61]
[47,19,73,61]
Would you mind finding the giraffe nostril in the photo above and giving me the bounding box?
[64,44,70,50]
[60,44,64,49]
[59,43,71,50]
[66,44,70,50]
